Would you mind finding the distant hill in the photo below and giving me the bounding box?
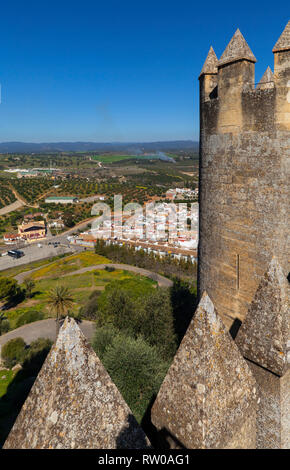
[0,140,199,154]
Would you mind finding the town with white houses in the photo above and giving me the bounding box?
[1,188,199,262]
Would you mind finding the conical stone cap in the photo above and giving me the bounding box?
[273,20,290,52]
[151,292,258,449]
[199,46,218,77]
[218,29,256,66]
[256,66,274,89]
[236,258,289,377]
[3,317,150,449]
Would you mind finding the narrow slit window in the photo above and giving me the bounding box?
[236,254,240,290]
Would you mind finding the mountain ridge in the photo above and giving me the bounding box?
[0,140,198,153]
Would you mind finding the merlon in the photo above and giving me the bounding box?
[218,28,257,66]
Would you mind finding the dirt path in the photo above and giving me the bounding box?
[8,184,31,206]
[0,199,24,216]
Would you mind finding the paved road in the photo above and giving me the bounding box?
[0,319,95,350]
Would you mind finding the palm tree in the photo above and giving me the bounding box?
[47,286,74,335]
[24,278,35,298]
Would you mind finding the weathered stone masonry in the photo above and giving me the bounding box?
[236,258,289,449]
[3,317,150,449]
[151,292,258,449]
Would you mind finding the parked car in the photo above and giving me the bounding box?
[7,250,25,259]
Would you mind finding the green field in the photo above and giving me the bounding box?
[91,154,170,163]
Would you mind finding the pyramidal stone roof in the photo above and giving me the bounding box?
[218,29,257,66]
[273,20,290,52]
[256,66,274,89]
[151,292,258,449]
[236,258,289,377]
[199,46,218,77]
[4,317,150,449]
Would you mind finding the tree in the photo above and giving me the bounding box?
[47,286,74,335]
[100,334,170,422]
[94,280,177,360]
[79,290,100,320]
[0,277,19,304]
[140,288,177,359]
[0,312,9,336]
[23,278,35,299]
[96,288,137,334]
[95,279,154,335]
[63,212,75,228]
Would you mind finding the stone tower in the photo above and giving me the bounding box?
[198,23,290,329]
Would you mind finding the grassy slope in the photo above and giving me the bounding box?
[3,252,156,329]
[0,370,15,398]
[28,252,112,280]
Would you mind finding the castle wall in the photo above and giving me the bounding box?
[198,57,289,329]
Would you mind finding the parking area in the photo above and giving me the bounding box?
[0,241,73,272]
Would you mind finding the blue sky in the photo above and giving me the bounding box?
[0,1,287,142]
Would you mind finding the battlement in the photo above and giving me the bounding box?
[199,22,290,133]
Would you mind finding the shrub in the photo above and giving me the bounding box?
[102,334,170,422]
[92,324,119,359]
[16,311,44,328]
[0,319,10,335]
[104,266,115,272]
[23,338,53,374]
[79,290,100,320]
[1,338,27,368]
